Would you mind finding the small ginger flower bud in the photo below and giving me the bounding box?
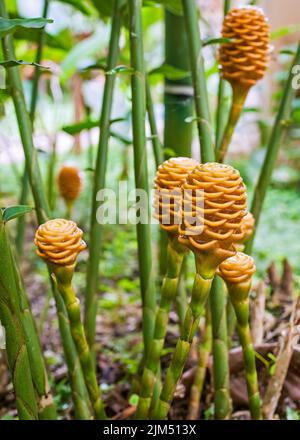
[34,219,86,267]
[58,165,82,203]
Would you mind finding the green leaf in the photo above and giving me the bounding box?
[106,65,134,76]
[0,60,49,69]
[63,119,98,135]
[271,25,300,40]
[62,119,131,145]
[57,0,94,15]
[280,49,296,56]
[155,0,183,15]
[79,61,107,72]
[2,205,33,223]
[202,37,232,47]
[149,63,190,80]
[0,18,53,38]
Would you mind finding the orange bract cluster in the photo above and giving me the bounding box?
[35,219,86,266]
[179,163,247,261]
[218,252,256,284]
[154,157,198,233]
[219,6,270,88]
[58,165,82,202]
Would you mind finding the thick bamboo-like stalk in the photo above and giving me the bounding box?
[0,219,38,420]
[210,276,232,419]
[53,265,106,420]
[0,1,49,225]
[151,255,215,419]
[136,236,188,419]
[35,219,106,419]
[187,305,212,420]
[0,1,93,418]
[146,76,163,168]
[226,299,236,348]
[216,0,231,150]
[15,0,49,255]
[84,0,122,351]
[164,10,193,158]
[128,0,157,359]
[219,253,261,419]
[160,9,193,282]
[245,41,300,254]
[182,0,214,163]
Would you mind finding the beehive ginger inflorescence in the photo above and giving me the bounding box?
[178,162,247,264]
[219,6,270,89]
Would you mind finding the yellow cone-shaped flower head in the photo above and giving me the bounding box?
[35,219,86,266]
[179,163,247,266]
[58,165,82,202]
[219,6,270,89]
[218,252,256,285]
[154,157,198,234]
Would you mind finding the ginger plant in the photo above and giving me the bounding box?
[34,219,106,420]
[218,252,261,419]
[151,162,247,419]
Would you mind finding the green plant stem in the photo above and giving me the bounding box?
[226,296,236,348]
[15,0,49,254]
[164,10,193,158]
[160,10,194,279]
[128,0,157,360]
[146,76,163,168]
[84,0,122,351]
[215,0,231,150]
[53,265,106,420]
[47,140,57,212]
[136,236,187,419]
[175,257,188,328]
[245,41,300,255]
[226,281,262,420]
[217,84,249,162]
[151,253,214,419]
[0,1,49,225]
[65,200,74,220]
[187,304,212,420]
[11,248,57,420]
[0,220,38,420]
[50,276,93,420]
[0,1,93,418]
[210,276,232,419]
[182,0,214,162]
